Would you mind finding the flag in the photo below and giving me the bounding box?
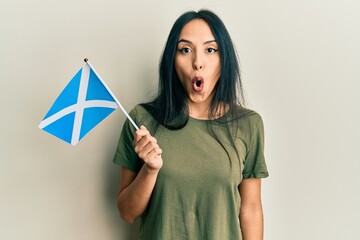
[39,61,120,145]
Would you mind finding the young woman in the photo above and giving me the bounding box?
[113,9,269,240]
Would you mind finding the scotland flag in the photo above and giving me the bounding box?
[39,61,120,145]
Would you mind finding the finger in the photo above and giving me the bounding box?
[137,141,160,160]
[146,146,162,159]
[134,126,149,144]
[143,141,160,155]
[153,146,162,155]
[134,134,152,153]
[145,147,163,166]
[134,134,158,153]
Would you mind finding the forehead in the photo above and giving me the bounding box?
[178,19,215,41]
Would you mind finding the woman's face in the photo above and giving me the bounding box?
[175,19,221,108]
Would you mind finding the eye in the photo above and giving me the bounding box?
[206,47,218,54]
[178,47,192,54]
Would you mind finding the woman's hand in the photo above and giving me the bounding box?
[134,125,163,173]
[118,125,163,223]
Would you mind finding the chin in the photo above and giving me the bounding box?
[189,95,208,104]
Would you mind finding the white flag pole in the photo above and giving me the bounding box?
[84,58,139,130]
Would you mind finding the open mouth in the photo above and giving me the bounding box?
[192,77,204,92]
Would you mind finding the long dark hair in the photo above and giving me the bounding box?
[141,9,248,132]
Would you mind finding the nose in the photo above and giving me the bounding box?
[193,52,204,70]
[194,63,203,70]
[194,64,203,70]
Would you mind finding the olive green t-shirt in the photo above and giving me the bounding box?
[113,105,269,240]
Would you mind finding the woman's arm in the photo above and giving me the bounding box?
[117,126,163,224]
[239,178,264,240]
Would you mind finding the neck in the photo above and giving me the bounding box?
[188,102,228,120]
[188,104,209,119]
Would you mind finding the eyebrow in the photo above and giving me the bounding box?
[177,39,217,44]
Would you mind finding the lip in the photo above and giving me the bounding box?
[192,77,204,92]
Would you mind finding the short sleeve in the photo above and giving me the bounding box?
[113,108,143,172]
[242,113,269,179]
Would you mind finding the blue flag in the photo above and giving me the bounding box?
[39,62,119,145]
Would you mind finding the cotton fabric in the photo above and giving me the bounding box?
[113,105,268,240]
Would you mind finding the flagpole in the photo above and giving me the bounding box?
[84,58,139,130]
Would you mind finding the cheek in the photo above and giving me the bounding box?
[214,58,221,73]
[213,61,221,81]
[174,58,188,82]
[209,61,221,80]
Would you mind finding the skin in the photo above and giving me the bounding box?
[117,126,162,224]
[174,19,221,119]
[117,19,264,239]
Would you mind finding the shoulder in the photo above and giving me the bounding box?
[234,107,264,128]
[129,104,150,118]
[246,110,264,129]
[129,104,158,132]
[230,107,264,142]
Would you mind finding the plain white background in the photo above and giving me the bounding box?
[1,0,359,239]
